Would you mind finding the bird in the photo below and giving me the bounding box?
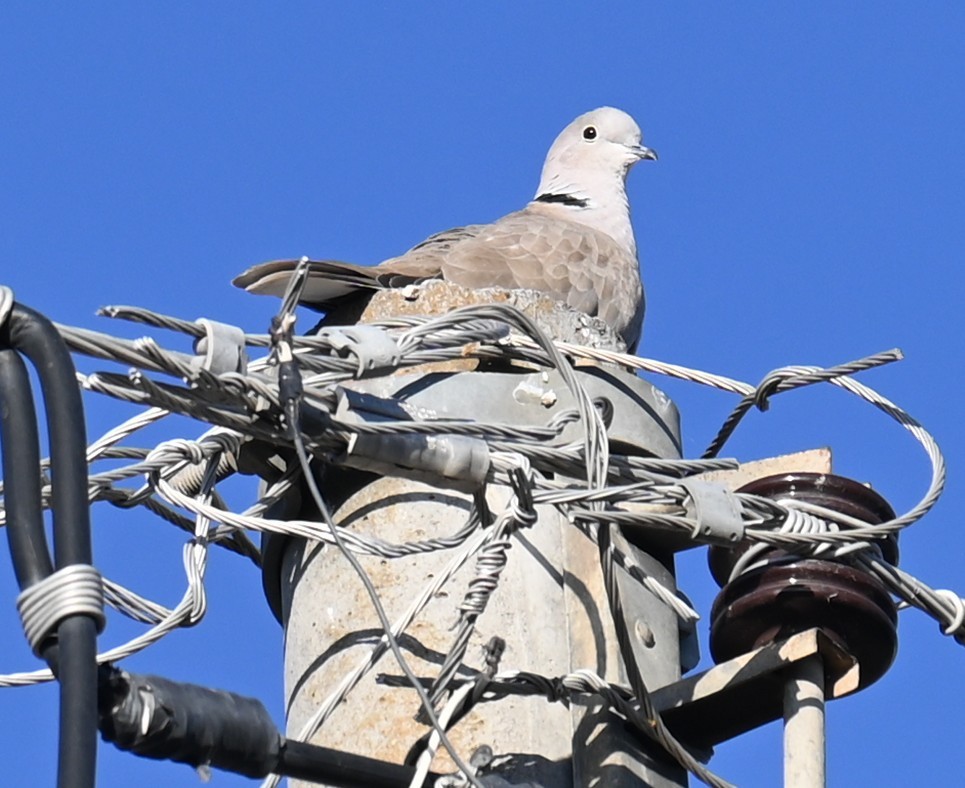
[233,107,656,350]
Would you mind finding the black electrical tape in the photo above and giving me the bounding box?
[99,667,281,778]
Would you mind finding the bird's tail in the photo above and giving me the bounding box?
[232,258,430,311]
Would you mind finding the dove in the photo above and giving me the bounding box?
[233,107,656,349]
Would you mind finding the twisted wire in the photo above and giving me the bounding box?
[0,300,959,788]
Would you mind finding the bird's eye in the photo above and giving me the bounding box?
[582,126,597,141]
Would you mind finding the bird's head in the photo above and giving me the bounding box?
[536,107,657,201]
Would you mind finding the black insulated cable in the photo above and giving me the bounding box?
[1,303,99,788]
[0,349,54,588]
[4,304,93,568]
[98,666,443,787]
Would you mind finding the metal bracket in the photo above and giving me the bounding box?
[652,627,858,749]
[334,386,417,423]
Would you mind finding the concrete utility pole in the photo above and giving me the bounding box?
[259,285,895,788]
[266,282,689,787]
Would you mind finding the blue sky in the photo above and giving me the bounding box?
[1,3,963,786]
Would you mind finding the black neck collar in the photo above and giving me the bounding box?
[535,192,588,208]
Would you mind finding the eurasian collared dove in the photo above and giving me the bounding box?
[233,107,656,349]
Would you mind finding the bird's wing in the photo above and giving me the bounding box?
[433,208,644,346]
[231,215,643,346]
[231,225,488,310]
[391,224,488,261]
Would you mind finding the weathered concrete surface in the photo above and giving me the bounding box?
[282,478,577,776]
[358,279,629,350]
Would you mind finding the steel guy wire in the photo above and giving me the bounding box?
[2,296,961,733]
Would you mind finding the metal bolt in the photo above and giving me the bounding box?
[635,619,656,648]
[470,744,494,770]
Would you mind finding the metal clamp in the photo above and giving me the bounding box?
[680,479,745,545]
[342,432,491,491]
[193,318,248,375]
[317,325,402,378]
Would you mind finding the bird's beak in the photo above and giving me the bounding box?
[635,145,658,161]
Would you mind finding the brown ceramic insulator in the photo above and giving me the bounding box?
[708,472,899,587]
[709,559,898,688]
[707,473,900,689]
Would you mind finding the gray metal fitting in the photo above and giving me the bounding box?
[680,479,745,546]
[317,324,402,378]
